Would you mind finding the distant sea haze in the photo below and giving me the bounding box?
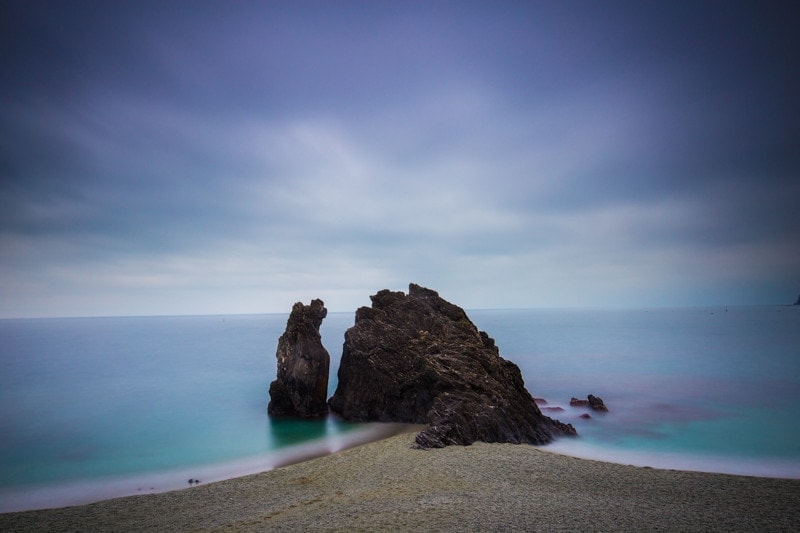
[1,306,799,511]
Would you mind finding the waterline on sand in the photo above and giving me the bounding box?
[542,437,800,479]
[0,422,415,513]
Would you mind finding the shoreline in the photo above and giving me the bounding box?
[6,423,796,514]
[0,422,418,514]
[2,430,799,532]
[541,437,800,480]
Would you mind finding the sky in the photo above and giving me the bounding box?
[1,1,799,318]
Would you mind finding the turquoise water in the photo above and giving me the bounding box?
[470,306,800,475]
[1,306,799,511]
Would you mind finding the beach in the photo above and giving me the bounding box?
[2,429,799,532]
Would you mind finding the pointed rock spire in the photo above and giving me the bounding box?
[268,299,330,418]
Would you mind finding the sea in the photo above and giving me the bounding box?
[1,306,799,512]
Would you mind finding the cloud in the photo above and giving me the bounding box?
[1,1,799,317]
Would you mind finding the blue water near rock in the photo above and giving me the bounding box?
[1,306,799,511]
[472,306,800,477]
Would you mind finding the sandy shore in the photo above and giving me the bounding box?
[2,429,799,532]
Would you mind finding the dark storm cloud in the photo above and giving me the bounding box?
[1,1,798,316]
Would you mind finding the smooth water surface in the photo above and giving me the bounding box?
[1,306,799,511]
[0,313,373,511]
[469,306,800,475]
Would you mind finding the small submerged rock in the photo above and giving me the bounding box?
[570,394,609,412]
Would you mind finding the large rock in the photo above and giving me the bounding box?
[328,283,576,448]
[268,299,330,418]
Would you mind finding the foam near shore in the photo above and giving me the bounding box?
[543,437,800,479]
[2,430,799,532]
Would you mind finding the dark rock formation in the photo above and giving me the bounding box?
[268,299,330,418]
[570,394,608,412]
[588,394,608,412]
[328,283,576,448]
[794,293,800,305]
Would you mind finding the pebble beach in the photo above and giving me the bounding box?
[2,429,799,532]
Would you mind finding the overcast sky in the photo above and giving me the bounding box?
[1,1,798,318]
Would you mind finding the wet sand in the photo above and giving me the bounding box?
[2,429,799,532]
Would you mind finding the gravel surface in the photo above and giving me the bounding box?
[2,430,799,532]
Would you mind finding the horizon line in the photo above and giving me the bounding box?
[2,302,797,321]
